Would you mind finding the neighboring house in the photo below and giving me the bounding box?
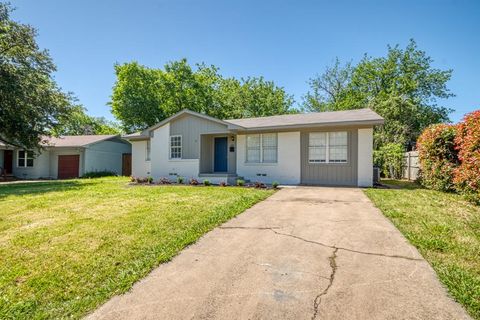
[123,108,384,187]
[0,135,132,179]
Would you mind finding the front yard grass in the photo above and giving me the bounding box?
[0,177,274,319]
[364,180,480,319]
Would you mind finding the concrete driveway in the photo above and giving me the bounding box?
[87,187,470,320]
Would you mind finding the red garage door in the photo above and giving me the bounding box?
[58,155,80,179]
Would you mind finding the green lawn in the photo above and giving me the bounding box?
[364,180,480,320]
[0,177,274,319]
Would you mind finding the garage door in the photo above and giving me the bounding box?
[58,155,80,179]
[300,129,358,186]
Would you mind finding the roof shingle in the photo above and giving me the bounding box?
[43,135,118,147]
[224,108,384,129]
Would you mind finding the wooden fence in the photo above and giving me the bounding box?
[402,151,419,181]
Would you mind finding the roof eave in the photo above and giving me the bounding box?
[82,134,121,147]
[122,135,149,141]
[143,109,246,134]
[234,119,385,132]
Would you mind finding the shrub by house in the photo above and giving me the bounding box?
[453,110,480,203]
[417,124,458,191]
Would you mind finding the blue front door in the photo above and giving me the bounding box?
[214,137,228,172]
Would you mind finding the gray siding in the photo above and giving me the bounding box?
[170,114,228,159]
[301,129,358,186]
[228,137,236,174]
[199,134,236,174]
[84,139,131,175]
[200,135,213,173]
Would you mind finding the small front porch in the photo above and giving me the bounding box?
[198,173,239,185]
[199,133,237,183]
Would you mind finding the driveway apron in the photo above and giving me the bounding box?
[87,187,470,320]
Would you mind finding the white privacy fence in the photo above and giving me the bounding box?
[402,151,419,180]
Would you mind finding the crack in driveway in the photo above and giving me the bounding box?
[218,226,423,261]
[219,226,282,230]
[312,247,338,320]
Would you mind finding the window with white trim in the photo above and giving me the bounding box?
[145,140,151,161]
[18,150,34,167]
[262,133,277,163]
[246,133,277,163]
[308,132,348,163]
[308,132,327,163]
[328,131,348,163]
[170,135,182,159]
[246,134,260,162]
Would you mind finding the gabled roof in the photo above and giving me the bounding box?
[1,135,122,149]
[145,109,243,132]
[123,109,244,140]
[122,108,384,140]
[224,108,384,130]
[43,135,120,147]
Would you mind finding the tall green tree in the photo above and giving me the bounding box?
[52,105,121,136]
[233,77,295,118]
[0,3,73,149]
[303,40,453,149]
[110,59,294,132]
[302,58,355,112]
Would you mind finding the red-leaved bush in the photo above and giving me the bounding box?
[453,110,480,203]
[417,124,459,191]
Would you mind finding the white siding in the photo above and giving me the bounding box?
[12,149,51,179]
[357,128,373,187]
[9,139,131,179]
[236,131,301,184]
[131,141,151,177]
[12,147,84,179]
[150,123,199,179]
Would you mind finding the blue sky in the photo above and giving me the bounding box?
[11,0,480,122]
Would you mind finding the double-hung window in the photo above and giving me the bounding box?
[308,131,348,163]
[328,131,348,163]
[246,133,277,163]
[308,133,327,163]
[18,150,34,167]
[170,135,182,159]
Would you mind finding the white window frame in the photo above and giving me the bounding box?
[145,140,151,161]
[246,134,261,163]
[308,131,348,164]
[170,135,182,159]
[17,150,34,168]
[308,132,327,163]
[246,133,278,163]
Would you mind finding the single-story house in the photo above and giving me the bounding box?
[0,135,132,179]
[123,108,384,187]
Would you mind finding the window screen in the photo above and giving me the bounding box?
[329,132,348,163]
[308,132,327,163]
[246,134,261,162]
[262,133,277,163]
[170,136,182,159]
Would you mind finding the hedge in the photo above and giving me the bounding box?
[416,109,480,203]
[417,124,458,191]
[453,110,480,204]
[374,143,404,179]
